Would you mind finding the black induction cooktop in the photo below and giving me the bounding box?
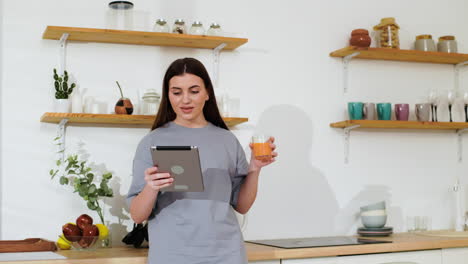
[248,236,392,249]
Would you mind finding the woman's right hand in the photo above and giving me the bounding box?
[144,166,174,192]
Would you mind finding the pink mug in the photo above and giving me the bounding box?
[395,104,410,121]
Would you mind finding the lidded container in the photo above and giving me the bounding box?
[414,34,436,52]
[153,18,170,33]
[438,35,458,53]
[106,1,134,30]
[141,89,161,115]
[172,19,186,34]
[373,17,400,49]
[206,23,222,36]
[189,21,205,35]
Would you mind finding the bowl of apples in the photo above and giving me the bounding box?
[60,214,100,250]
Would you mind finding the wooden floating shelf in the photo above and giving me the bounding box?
[330,120,468,130]
[330,46,468,65]
[40,112,248,128]
[43,26,248,50]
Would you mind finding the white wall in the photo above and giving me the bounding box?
[0,0,3,239]
[2,0,468,244]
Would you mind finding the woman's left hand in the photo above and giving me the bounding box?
[249,136,277,171]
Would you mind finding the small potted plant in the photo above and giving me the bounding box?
[53,68,76,113]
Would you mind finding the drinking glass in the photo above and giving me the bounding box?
[447,90,457,122]
[251,135,272,162]
[428,89,439,122]
[463,91,468,122]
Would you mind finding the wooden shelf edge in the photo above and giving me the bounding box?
[40,112,248,127]
[43,25,248,50]
[330,46,468,65]
[330,120,468,130]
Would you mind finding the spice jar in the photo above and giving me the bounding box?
[172,19,186,34]
[373,17,400,49]
[438,35,458,53]
[206,23,222,36]
[188,21,205,35]
[349,29,371,48]
[141,89,161,115]
[153,18,170,33]
[414,35,436,52]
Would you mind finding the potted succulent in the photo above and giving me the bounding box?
[53,68,76,113]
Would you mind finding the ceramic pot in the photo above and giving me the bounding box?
[54,99,71,113]
[350,29,371,48]
[115,97,133,115]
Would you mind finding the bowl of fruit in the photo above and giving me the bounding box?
[59,214,101,250]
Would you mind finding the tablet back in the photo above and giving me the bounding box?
[150,146,204,192]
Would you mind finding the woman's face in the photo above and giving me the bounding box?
[168,73,209,124]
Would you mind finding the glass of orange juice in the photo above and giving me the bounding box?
[252,135,272,161]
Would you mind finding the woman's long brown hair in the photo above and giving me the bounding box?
[151,58,228,131]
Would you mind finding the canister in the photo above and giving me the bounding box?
[414,35,436,52]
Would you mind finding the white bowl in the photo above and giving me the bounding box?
[361,209,387,216]
[361,215,387,228]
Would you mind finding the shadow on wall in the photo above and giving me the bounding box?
[246,104,339,239]
[334,185,403,234]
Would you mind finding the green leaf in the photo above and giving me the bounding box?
[103,172,112,180]
[54,81,59,91]
[89,196,97,203]
[106,189,114,197]
[97,189,105,196]
[87,173,94,182]
[59,176,69,185]
[56,160,61,166]
[49,169,54,176]
[87,201,98,210]
[88,184,97,194]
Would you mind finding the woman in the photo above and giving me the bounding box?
[127,58,277,263]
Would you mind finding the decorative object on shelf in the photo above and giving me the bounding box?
[463,91,468,122]
[153,18,170,33]
[188,21,205,35]
[428,89,439,122]
[206,22,222,36]
[347,102,364,120]
[363,103,376,120]
[172,19,186,34]
[414,34,436,52]
[141,89,160,115]
[349,29,371,48]
[106,1,134,30]
[446,89,457,122]
[438,35,458,53]
[114,81,133,115]
[395,103,409,121]
[71,88,83,113]
[53,68,76,113]
[377,103,392,120]
[415,103,431,122]
[373,17,400,49]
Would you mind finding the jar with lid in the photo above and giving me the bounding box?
[206,23,222,36]
[349,29,371,48]
[172,19,186,34]
[106,1,134,30]
[153,18,170,33]
[141,89,161,115]
[189,21,205,35]
[414,35,436,52]
[438,35,458,53]
[373,17,400,49]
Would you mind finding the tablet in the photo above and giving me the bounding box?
[150,146,204,192]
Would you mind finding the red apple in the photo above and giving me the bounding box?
[76,214,93,230]
[62,223,82,242]
[78,225,99,248]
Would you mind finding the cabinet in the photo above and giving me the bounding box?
[249,261,281,264]
[282,256,338,264]
[337,249,441,264]
[441,247,468,264]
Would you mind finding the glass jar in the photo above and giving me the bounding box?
[172,19,186,34]
[373,17,400,49]
[141,89,161,115]
[189,21,205,35]
[106,1,134,30]
[206,23,222,36]
[438,35,458,53]
[153,18,170,33]
[414,34,436,52]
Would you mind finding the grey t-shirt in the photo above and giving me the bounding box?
[127,121,249,264]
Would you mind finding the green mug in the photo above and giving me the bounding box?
[377,103,392,120]
[348,102,364,120]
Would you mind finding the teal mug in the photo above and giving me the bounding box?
[348,102,364,120]
[377,103,392,120]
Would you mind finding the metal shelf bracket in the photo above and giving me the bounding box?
[212,43,227,89]
[58,119,69,161]
[343,52,360,93]
[59,33,69,74]
[344,124,361,163]
[456,128,468,163]
[454,61,468,91]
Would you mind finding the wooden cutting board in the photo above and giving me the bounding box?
[0,238,57,253]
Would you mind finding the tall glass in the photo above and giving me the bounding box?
[251,135,272,162]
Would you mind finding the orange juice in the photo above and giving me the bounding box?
[253,142,272,161]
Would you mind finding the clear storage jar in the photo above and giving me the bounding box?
[206,23,222,36]
[373,17,400,49]
[189,21,205,35]
[106,1,134,30]
[172,19,186,34]
[153,18,170,33]
[141,89,161,115]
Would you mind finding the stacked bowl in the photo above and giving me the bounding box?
[358,201,393,237]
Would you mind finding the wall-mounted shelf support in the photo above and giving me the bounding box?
[59,33,69,74]
[343,124,360,163]
[213,43,227,89]
[457,128,468,162]
[454,61,468,91]
[343,52,360,93]
[57,119,68,161]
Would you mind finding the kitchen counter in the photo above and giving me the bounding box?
[2,232,468,263]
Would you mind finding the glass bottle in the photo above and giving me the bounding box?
[141,89,161,115]
[153,18,170,33]
[189,21,205,35]
[206,23,222,36]
[373,17,400,49]
[106,1,134,30]
[172,19,186,34]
